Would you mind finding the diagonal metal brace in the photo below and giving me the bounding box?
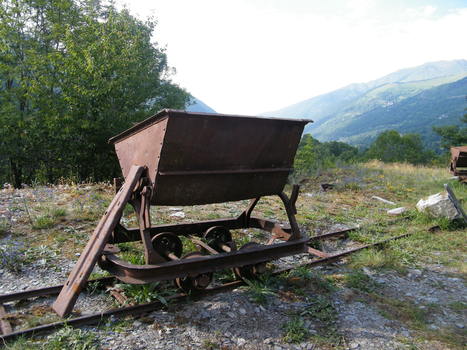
[52,165,145,317]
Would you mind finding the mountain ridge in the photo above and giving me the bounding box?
[263,59,467,148]
[186,97,216,113]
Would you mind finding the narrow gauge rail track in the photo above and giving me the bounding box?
[0,227,412,344]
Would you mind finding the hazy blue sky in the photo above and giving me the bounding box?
[116,0,467,114]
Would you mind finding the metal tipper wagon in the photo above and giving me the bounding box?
[52,109,312,317]
[450,146,467,177]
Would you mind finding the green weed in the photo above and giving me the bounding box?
[282,316,309,343]
[287,267,336,293]
[32,215,55,229]
[242,277,278,305]
[0,218,10,236]
[448,301,467,312]
[115,282,173,305]
[51,208,67,218]
[344,270,379,293]
[44,325,99,350]
[213,269,236,283]
[369,294,429,330]
[350,247,407,271]
[180,235,197,252]
[201,339,220,350]
[118,242,145,265]
[301,295,336,324]
[300,295,342,345]
[0,243,25,273]
[120,251,145,265]
[3,336,40,349]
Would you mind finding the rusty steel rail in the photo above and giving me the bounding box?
[0,277,116,304]
[0,231,412,343]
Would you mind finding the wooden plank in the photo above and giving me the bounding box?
[52,165,144,317]
[307,247,330,258]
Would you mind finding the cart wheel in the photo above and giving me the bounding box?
[203,226,236,252]
[233,243,268,281]
[175,252,213,293]
[151,232,183,260]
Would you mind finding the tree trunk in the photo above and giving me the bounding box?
[10,160,23,189]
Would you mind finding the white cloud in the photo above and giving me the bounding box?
[116,0,467,114]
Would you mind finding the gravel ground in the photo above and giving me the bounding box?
[1,186,465,349]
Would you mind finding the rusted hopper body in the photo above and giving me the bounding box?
[450,146,467,176]
[109,110,306,205]
[53,109,312,317]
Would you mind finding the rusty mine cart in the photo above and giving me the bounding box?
[450,146,467,178]
[52,109,312,317]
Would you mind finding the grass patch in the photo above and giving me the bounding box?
[31,205,68,229]
[0,218,10,237]
[282,316,309,343]
[287,267,336,293]
[0,242,26,273]
[242,275,279,305]
[44,325,100,350]
[32,215,55,229]
[344,270,379,293]
[367,293,465,348]
[213,269,236,283]
[8,324,100,350]
[51,208,67,218]
[350,248,405,271]
[120,250,145,265]
[448,301,467,312]
[201,339,221,349]
[180,235,197,253]
[114,282,174,305]
[368,293,429,329]
[300,295,342,346]
[118,242,145,265]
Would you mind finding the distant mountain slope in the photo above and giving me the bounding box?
[186,97,216,113]
[316,77,467,148]
[263,59,467,148]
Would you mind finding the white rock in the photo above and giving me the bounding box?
[372,196,396,205]
[416,192,459,220]
[237,338,246,346]
[239,308,247,315]
[169,211,186,219]
[387,207,406,215]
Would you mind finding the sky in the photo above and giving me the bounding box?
[115,0,467,115]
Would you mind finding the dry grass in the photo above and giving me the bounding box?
[2,161,466,349]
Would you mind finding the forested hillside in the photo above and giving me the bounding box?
[313,77,467,149]
[264,60,467,149]
[0,0,189,187]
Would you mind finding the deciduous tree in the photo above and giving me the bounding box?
[0,0,189,187]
